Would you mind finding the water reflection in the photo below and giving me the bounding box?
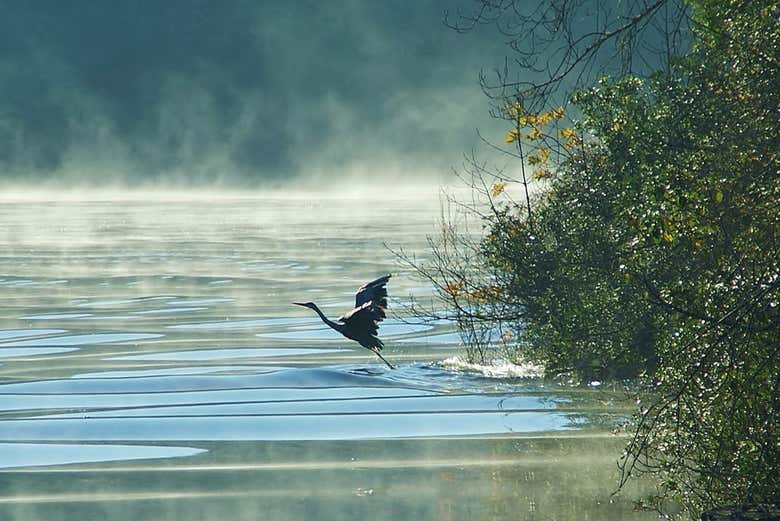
[19,314,94,320]
[168,318,320,330]
[0,347,81,359]
[1,333,163,347]
[0,439,657,520]
[0,385,433,413]
[107,348,344,361]
[0,195,651,520]
[44,393,560,418]
[0,411,574,441]
[0,329,67,340]
[132,307,208,315]
[0,443,206,470]
[74,365,272,378]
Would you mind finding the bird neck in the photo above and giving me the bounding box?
[309,303,342,331]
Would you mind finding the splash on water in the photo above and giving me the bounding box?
[438,356,544,378]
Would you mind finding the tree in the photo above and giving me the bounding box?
[445,0,692,109]
[404,0,779,516]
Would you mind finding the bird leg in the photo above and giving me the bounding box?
[371,348,396,370]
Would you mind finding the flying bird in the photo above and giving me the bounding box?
[294,274,395,369]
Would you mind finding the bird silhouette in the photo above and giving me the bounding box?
[294,274,395,369]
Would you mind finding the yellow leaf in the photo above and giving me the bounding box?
[490,181,506,197]
[552,107,565,119]
[504,101,523,118]
[445,280,465,297]
[559,127,576,139]
[505,128,520,143]
[715,190,724,203]
[528,147,550,166]
[527,127,542,140]
[536,112,553,126]
[469,285,501,303]
[533,168,552,180]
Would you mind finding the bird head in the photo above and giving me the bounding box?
[293,301,315,309]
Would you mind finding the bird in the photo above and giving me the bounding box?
[294,274,395,369]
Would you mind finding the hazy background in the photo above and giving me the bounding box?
[0,0,508,189]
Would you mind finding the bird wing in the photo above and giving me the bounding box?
[354,274,391,314]
[338,301,386,351]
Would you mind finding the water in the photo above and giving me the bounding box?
[0,193,654,520]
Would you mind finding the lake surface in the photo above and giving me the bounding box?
[0,193,654,520]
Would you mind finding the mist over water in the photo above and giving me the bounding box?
[0,192,654,520]
[0,1,508,188]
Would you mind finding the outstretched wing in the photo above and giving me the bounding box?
[336,275,391,351]
[354,274,391,315]
[339,301,386,351]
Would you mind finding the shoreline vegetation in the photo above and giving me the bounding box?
[404,1,779,518]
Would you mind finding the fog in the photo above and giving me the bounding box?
[0,1,507,188]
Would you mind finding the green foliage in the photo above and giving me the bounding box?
[471,0,779,516]
[482,170,661,382]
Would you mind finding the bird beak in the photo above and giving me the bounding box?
[292,302,306,307]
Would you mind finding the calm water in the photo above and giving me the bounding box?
[0,193,654,520]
